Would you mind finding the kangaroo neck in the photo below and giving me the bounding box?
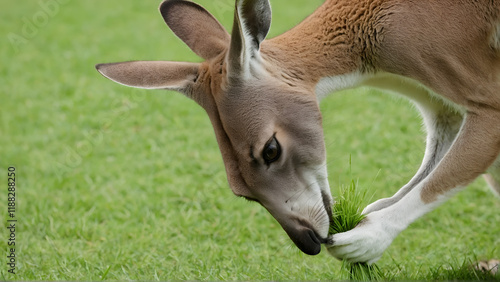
[260,0,384,88]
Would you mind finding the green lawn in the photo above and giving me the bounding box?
[1,0,499,280]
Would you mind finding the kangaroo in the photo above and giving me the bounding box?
[96,0,500,263]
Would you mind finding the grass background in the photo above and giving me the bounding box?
[1,0,499,280]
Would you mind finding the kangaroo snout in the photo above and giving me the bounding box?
[283,224,323,255]
[263,191,332,255]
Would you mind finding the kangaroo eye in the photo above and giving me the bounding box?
[263,136,281,164]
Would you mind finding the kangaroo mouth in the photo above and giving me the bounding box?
[281,191,333,255]
[283,222,328,255]
[263,191,333,255]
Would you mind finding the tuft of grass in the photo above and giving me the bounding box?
[329,179,367,234]
[330,179,385,281]
[341,261,384,281]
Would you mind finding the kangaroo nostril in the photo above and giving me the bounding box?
[283,225,322,256]
[308,229,321,245]
[305,229,322,255]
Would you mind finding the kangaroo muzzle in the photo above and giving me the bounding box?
[282,222,323,255]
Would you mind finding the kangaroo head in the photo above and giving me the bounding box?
[96,0,332,255]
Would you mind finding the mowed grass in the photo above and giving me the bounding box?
[1,0,499,280]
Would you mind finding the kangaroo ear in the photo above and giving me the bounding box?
[96,61,199,93]
[228,0,272,77]
[160,0,230,60]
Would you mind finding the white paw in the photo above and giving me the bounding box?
[326,212,398,264]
